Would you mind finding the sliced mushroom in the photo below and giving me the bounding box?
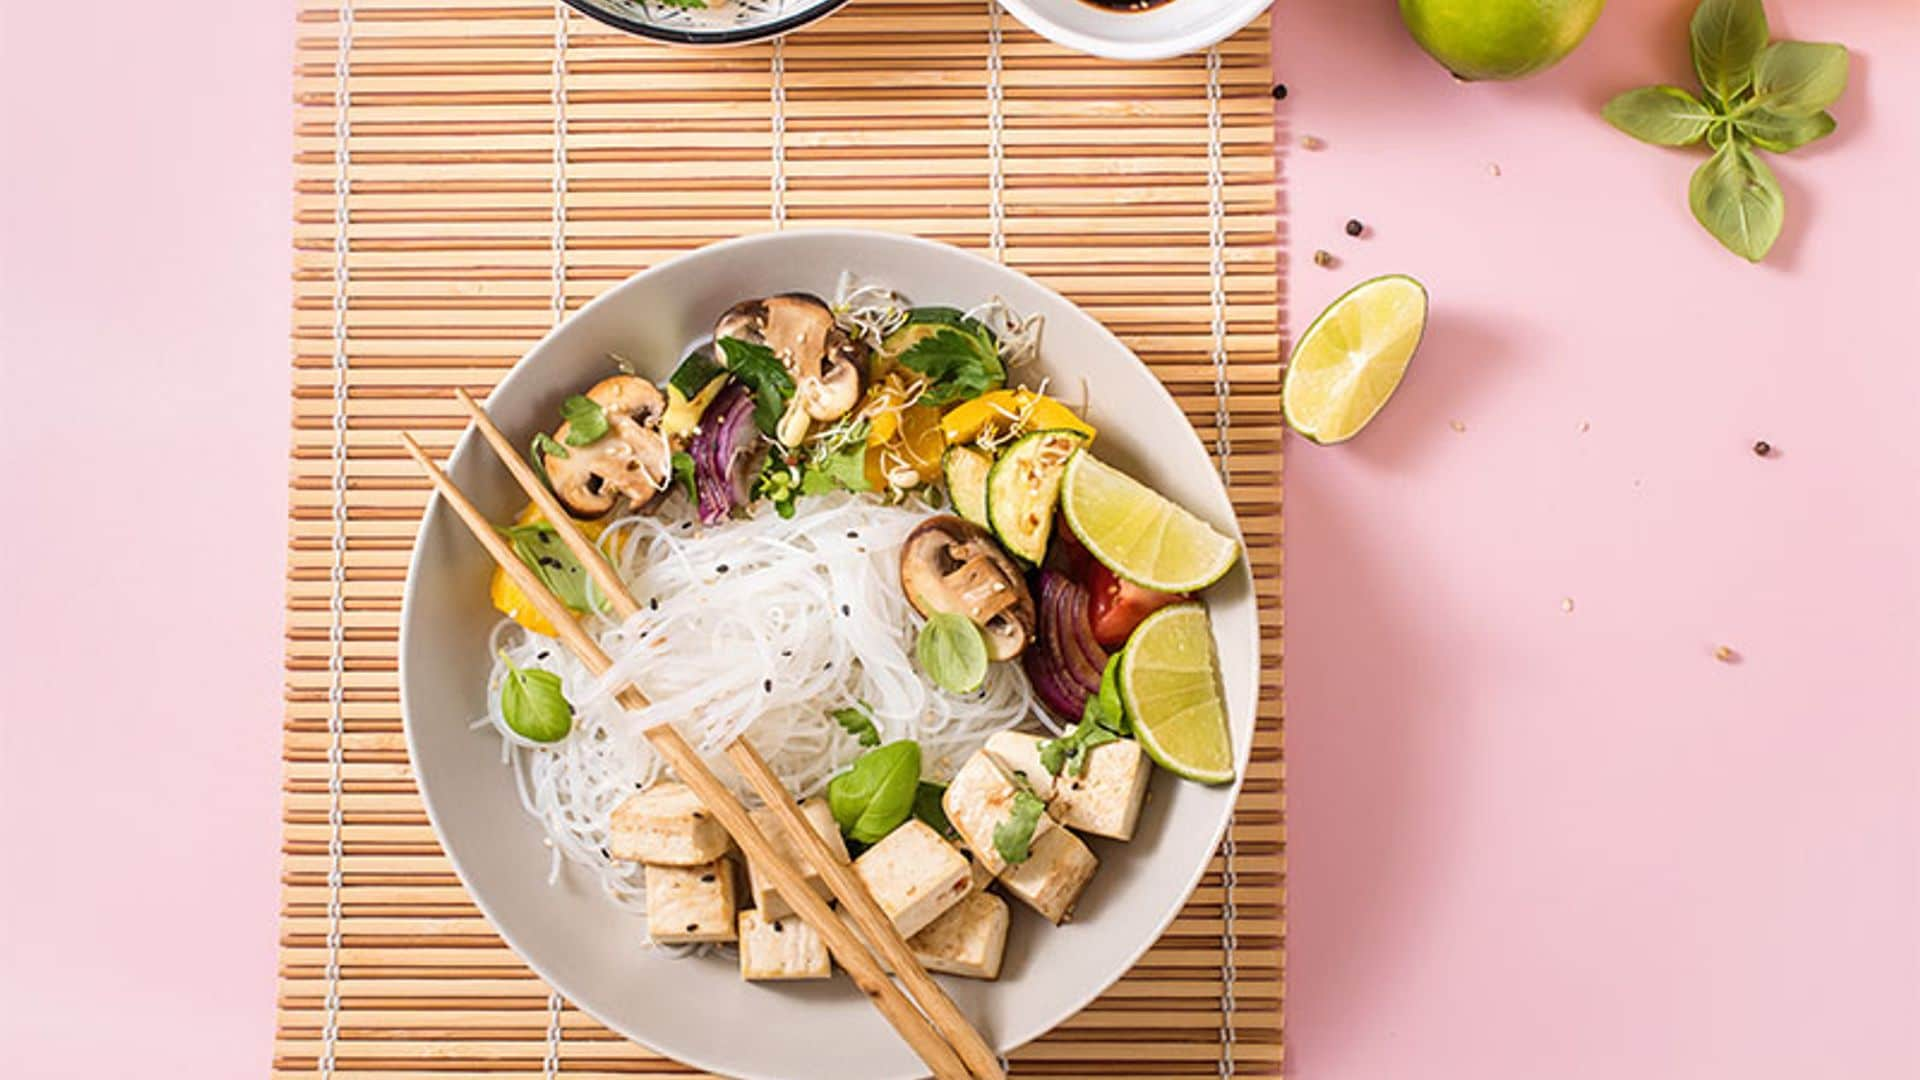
[900,515,1036,662]
[713,293,866,445]
[541,375,672,518]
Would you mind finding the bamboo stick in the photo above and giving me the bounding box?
[451,388,1008,1080]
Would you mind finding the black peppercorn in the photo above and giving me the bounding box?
[1753,440,1772,457]
[1345,218,1364,237]
[1270,83,1288,100]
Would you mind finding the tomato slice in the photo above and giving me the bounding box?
[1085,560,1187,648]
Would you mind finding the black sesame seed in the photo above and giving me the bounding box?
[599,846,610,858]
[847,530,859,539]
[686,923,699,932]
[841,604,851,616]
[691,810,703,820]
[649,597,660,611]
[764,678,773,693]
[781,649,793,657]
[824,661,834,670]
[773,921,784,933]
[1270,83,1287,100]
[700,873,715,884]
[715,564,729,574]
[537,651,550,660]
[1345,218,1365,237]
[1753,440,1772,457]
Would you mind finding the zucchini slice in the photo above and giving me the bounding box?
[942,444,993,528]
[984,429,1089,563]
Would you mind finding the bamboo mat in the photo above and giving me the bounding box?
[279,1,1284,1075]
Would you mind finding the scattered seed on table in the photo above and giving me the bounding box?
[1714,645,1739,663]
[1300,134,1324,150]
[1487,162,1502,177]
[1313,249,1334,267]
[1271,83,1288,100]
[1578,420,1591,433]
[1561,597,1575,613]
[1345,219,1365,237]
[1753,440,1772,457]
[1450,420,1467,433]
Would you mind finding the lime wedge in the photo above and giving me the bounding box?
[1283,274,1428,444]
[1059,452,1239,593]
[1118,604,1234,785]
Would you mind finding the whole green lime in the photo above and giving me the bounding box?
[1398,0,1605,81]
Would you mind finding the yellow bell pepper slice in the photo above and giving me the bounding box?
[489,503,609,636]
[940,388,1095,445]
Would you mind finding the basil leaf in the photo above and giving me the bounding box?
[1750,41,1848,118]
[503,522,600,613]
[1602,86,1716,146]
[827,740,922,844]
[1690,0,1769,105]
[1735,107,1835,152]
[1690,141,1784,262]
[832,702,881,748]
[670,450,697,501]
[917,612,989,694]
[499,652,572,743]
[668,348,725,400]
[912,781,958,840]
[717,336,795,439]
[896,327,1006,406]
[559,394,611,446]
[992,786,1047,866]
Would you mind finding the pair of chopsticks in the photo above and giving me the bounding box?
[400,389,1005,1080]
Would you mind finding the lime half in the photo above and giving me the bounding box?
[1118,603,1234,785]
[1059,451,1240,593]
[1283,274,1428,444]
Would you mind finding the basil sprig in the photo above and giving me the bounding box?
[917,612,989,694]
[498,651,573,743]
[559,394,612,446]
[827,740,922,844]
[1602,0,1847,261]
[896,326,1006,407]
[992,776,1047,866]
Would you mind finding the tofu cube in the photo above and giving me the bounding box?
[909,890,1010,980]
[852,819,972,938]
[998,827,1098,924]
[745,797,850,920]
[942,751,1054,876]
[737,909,831,981]
[610,781,731,866]
[1047,739,1152,841]
[645,858,737,944]
[984,730,1055,800]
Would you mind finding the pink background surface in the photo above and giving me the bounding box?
[1,1,1914,1077]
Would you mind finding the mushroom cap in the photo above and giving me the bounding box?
[900,515,1036,662]
[541,375,672,518]
[714,294,866,442]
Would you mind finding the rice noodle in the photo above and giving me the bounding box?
[480,492,1046,920]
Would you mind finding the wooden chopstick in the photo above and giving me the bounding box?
[452,388,1008,1080]
[398,433,974,1080]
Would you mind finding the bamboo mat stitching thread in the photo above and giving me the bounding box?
[1203,42,1239,1079]
[319,2,353,1076]
[986,3,1006,262]
[770,38,787,229]
[543,4,572,1073]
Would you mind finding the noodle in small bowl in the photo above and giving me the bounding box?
[400,229,1256,1080]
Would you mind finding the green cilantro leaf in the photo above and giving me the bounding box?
[832,702,881,747]
[717,336,795,438]
[992,782,1047,865]
[895,327,1006,406]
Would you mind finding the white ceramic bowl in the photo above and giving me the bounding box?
[995,0,1271,62]
[563,0,848,47]
[400,229,1257,1080]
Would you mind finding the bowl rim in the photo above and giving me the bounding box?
[398,228,1259,1079]
[561,0,852,46]
[993,0,1274,61]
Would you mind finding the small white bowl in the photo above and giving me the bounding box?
[996,0,1272,62]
